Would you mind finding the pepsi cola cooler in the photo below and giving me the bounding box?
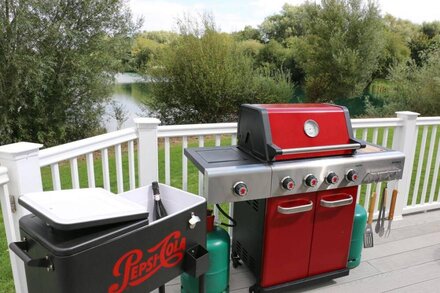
[10,185,208,293]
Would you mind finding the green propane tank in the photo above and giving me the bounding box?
[348,204,367,269]
[181,213,230,293]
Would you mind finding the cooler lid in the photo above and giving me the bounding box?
[18,188,149,230]
[19,214,149,256]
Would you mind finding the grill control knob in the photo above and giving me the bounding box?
[326,172,339,184]
[346,169,359,182]
[281,176,295,191]
[233,181,248,197]
[304,174,318,187]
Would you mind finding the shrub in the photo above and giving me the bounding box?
[146,17,293,124]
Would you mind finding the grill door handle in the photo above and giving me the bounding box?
[277,201,313,214]
[280,143,361,155]
[320,195,353,208]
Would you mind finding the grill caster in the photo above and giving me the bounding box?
[231,252,241,268]
[249,284,261,293]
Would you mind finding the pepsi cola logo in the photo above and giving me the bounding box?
[109,231,186,293]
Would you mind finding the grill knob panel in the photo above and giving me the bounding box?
[304,174,318,187]
[233,181,248,197]
[346,169,359,182]
[281,176,295,191]
[326,172,339,184]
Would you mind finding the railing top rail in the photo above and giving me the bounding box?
[158,122,238,138]
[416,117,440,126]
[351,118,403,128]
[0,166,9,185]
[38,128,137,167]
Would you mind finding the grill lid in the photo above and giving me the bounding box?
[237,103,365,161]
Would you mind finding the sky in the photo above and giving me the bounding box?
[129,0,440,33]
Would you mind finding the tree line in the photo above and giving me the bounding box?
[128,1,440,124]
[1,0,439,146]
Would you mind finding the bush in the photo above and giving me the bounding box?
[366,48,440,116]
[146,17,293,124]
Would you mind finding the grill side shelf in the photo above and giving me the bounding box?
[184,146,262,173]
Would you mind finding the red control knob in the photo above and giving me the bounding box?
[326,172,339,184]
[233,181,248,196]
[304,174,318,187]
[346,169,359,182]
[281,176,295,191]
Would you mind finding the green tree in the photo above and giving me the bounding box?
[0,0,136,146]
[369,48,440,116]
[260,4,310,43]
[146,17,292,124]
[292,0,384,101]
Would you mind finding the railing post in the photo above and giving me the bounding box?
[135,118,161,186]
[391,111,420,220]
[0,142,44,293]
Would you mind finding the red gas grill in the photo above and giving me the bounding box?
[185,104,405,292]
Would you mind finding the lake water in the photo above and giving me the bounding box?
[104,73,151,132]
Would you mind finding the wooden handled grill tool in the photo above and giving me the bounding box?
[363,188,377,248]
[385,188,398,238]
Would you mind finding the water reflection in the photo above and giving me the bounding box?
[105,74,152,132]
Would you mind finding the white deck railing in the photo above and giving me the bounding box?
[1,111,440,293]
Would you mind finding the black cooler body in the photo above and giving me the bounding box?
[12,185,207,293]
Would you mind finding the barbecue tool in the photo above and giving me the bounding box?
[363,189,377,248]
[375,187,384,234]
[378,187,388,237]
[385,188,398,237]
[152,182,168,293]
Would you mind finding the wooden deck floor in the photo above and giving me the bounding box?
[165,210,440,293]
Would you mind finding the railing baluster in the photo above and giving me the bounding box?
[182,136,188,191]
[362,128,368,141]
[365,128,379,210]
[128,140,136,190]
[412,126,428,205]
[50,163,61,190]
[101,148,111,191]
[165,137,170,185]
[215,135,221,146]
[70,158,80,189]
[231,134,237,145]
[86,153,95,188]
[421,126,437,204]
[429,128,440,204]
[198,136,204,196]
[115,144,124,194]
[382,127,389,148]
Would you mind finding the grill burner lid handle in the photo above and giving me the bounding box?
[304,174,318,187]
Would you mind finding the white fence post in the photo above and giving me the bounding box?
[135,118,161,186]
[391,111,420,220]
[0,167,25,293]
[0,142,44,293]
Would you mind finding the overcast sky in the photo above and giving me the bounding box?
[129,0,440,33]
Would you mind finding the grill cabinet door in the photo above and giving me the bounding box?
[260,193,316,287]
[308,186,358,276]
